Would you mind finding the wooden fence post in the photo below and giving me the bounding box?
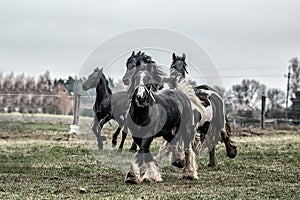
[70,93,80,133]
[261,95,266,129]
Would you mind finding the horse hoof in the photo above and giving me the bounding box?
[171,158,185,169]
[125,172,139,184]
[117,148,123,153]
[142,178,151,183]
[100,135,107,141]
[111,140,117,148]
[142,176,162,183]
[207,162,217,168]
[129,148,137,153]
[181,175,198,180]
[125,178,139,184]
[97,142,103,150]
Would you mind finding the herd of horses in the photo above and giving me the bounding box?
[81,51,238,184]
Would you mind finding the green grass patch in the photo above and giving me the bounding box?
[0,127,299,199]
[0,121,69,133]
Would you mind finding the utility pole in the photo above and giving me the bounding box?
[261,95,266,129]
[285,66,291,122]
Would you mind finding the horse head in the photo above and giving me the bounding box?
[82,67,103,91]
[170,53,188,78]
[123,51,154,85]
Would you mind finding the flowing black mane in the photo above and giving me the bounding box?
[128,63,167,93]
[100,73,112,94]
[126,51,155,66]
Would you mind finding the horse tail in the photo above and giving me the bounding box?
[200,92,225,156]
[221,116,238,158]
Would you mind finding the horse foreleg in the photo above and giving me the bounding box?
[92,115,104,150]
[125,155,141,184]
[140,138,162,183]
[142,161,162,183]
[92,115,98,135]
[208,147,217,168]
[95,114,111,150]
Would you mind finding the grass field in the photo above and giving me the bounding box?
[0,120,299,199]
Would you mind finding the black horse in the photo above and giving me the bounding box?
[125,66,198,184]
[82,67,137,151]
[107,52,166,151]
[170,53,238,166]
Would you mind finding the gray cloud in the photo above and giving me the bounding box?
[0,0,299,89]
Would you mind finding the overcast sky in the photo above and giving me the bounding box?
[1,0,300,90]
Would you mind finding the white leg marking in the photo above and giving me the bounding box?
[142,161,162,182]
[183,145,198,180]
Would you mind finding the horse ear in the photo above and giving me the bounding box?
[172,53,176,61]
[100,67,103,71]
[182,53,186,60]
[131,51,135,56]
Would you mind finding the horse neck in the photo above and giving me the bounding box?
[95,80,111,103]
[170,68,185,78]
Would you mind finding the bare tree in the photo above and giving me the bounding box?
[232,79,266,109]
[36,71,53,94]
[267,88,285,110]
[14,73,26,93]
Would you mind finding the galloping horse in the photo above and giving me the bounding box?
[170,53,238,166]
[124,66,198,183]
[82,67,137,151]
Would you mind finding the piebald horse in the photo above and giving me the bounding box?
[124,66,198,183]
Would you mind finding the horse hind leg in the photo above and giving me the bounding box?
[182,144,198,180]
[153,140,184,168]
[117,130,127,152]
[112,127,121,147]
[129,141,138,153]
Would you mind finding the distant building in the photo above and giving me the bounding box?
[289,91,300,120]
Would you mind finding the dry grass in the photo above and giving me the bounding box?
[0,119,299,199]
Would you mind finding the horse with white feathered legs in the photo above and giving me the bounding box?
[166,53,238,167]
[124,65,198,183]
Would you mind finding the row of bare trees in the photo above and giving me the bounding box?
[214,57,300,119]
[0,71,73,115]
